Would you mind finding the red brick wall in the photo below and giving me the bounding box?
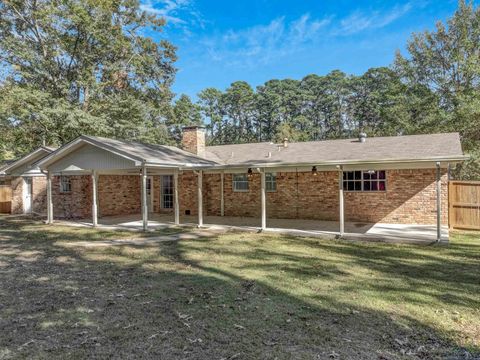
[11,177,22,214]
[178,169,448,225]
[344,169,448,225]
[52,175,92,219]
[11,176,48,215]
[97,175,141,217]
[32,176,47,215]
[179,171,198,215]
[26,168,447,225]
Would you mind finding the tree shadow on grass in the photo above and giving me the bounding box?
[0,217,477,359]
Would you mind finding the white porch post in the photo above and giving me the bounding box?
[436,162,442,242]
[91,170,98,227]
[174,170,180,225]
[141,165,148,231]
[197,170,203,227]
[220,171,225,217]
[338,165,345,236]
[46,171,53,224]
[260,169,266,231]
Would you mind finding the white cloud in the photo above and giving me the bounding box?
[202,14,331,68]
[140,0,204,29]
[336,3,412,35]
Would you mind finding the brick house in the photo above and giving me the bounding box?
[1,147,56,215]
[7,128,469,241]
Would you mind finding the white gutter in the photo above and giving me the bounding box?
[179,154,470,171]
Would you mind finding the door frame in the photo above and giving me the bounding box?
[160,174,174,210]
[146,176,154,212]
[22,177,32,214]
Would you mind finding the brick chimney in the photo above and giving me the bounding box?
[182,126,206,157]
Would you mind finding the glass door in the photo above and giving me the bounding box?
[161,175,174,209]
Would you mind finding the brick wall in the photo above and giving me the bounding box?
[11,177,22,214]
[181,127,205,156]
[97,175,141,217]
[32,176,47,215]
[13,168,446,225]
[10,176,48,215]
[344,169,448,225]
[178,169,448,225]
[52,175,92,219]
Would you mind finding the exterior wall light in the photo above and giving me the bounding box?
[312,166,318,176]
[247,168,253,178]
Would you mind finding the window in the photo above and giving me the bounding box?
[233,174,249,192]
[60,176,71,193]
[161,175,174,209]
[266,173,276,192]
[343,170,386,192]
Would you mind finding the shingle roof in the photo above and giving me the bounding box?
[2,147,57,174]
[80,136,216,166]
[204,133,466,167]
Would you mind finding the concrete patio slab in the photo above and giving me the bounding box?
[54,213,449,244]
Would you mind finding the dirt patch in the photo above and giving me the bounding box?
[0,217,478,359]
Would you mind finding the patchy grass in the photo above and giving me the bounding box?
[0,217,479,359]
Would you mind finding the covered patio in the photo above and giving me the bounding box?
[56,213,449,244]
[35,132,465,245]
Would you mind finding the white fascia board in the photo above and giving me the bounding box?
[39,136,144,169]
[182,155,469,172]
[2,148,50,174]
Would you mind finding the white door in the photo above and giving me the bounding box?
[22,177,32,214]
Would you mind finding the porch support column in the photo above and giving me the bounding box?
[260,169,266,231]
[46,171,53,224]
[436,162,442,242]
[141,165,148,231]
[197,170,203,227]
[338,165,344,236]
[220,171,225,216]
[174,169,180,225]
[91,170,98,227]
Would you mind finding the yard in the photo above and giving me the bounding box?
[0,217,478,359]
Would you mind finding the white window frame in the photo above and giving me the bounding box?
[343,170,386,192]
[266,172,277,192]
[233,174,249,192]
[60,176,72,193]
[161,175,174,209]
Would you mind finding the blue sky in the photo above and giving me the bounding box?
[140,0,462,99]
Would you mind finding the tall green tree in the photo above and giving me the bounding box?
[395,0,480,179]
[168,94,202,142]
[0,0,177,157]
[198,87,224,144]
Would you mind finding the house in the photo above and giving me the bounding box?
[9,127,469,241]
[1,146,56,214]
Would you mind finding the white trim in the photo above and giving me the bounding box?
[22,177,32,214]
[174,170,180,225]
[183,155,469,172]
[38,136,143,169]
[338,166,344,236]
[197,170,203,227]
[260,169,266,231]
[3,147,54,175]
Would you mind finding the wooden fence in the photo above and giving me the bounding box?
[0,185,12,214]
[449,181,480,230]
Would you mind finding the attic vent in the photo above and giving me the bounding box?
[359,133,367,143]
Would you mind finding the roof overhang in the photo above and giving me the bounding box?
[38,136,145,169]
[183,155,470,172]
[2,147,54,175]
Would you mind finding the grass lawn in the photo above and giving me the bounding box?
[0,216,479,359]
